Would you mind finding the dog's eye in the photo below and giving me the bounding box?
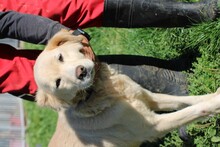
[79,49,85,55]
[56,78,61,88]
[58,53,64,62]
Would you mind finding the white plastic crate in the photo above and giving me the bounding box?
[0,93,26,147]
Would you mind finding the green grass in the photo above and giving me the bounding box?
[23,7,220,147]
[24,101,57,147]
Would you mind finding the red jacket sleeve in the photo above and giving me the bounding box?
[0,0,104,29]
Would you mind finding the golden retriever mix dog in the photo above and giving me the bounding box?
[34,30,220,147]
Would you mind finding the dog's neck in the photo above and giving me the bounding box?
[75,87,94,107]
[84,87,94,101]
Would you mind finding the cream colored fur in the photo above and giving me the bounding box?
[34,30,220,147]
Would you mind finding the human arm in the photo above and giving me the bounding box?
[0,11,70,44]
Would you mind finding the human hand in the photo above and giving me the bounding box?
[69,29,96,62]
[80,35,96,62]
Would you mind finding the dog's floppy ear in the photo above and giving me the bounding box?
[45,29,83,50]
[36,89,67,111]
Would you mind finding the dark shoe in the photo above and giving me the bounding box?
[109,64,188,95]
[103,0,220,28]
[98,54,191,95]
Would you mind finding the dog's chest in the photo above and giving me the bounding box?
[55,99,156,145]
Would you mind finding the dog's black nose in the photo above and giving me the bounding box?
[76,65,87,80]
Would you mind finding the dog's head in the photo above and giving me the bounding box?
[34,30,95,110]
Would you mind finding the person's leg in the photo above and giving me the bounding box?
[1,0,219,29]
[0,44,40,95]
[0,47,188,97]
[103,0,220,28]
[98,55,189,95]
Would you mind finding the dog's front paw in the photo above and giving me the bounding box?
[216,87,220,95]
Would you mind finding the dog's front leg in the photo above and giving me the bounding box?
[153,93,220,137]
[145,88,220,111]
[113,74,219,112]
